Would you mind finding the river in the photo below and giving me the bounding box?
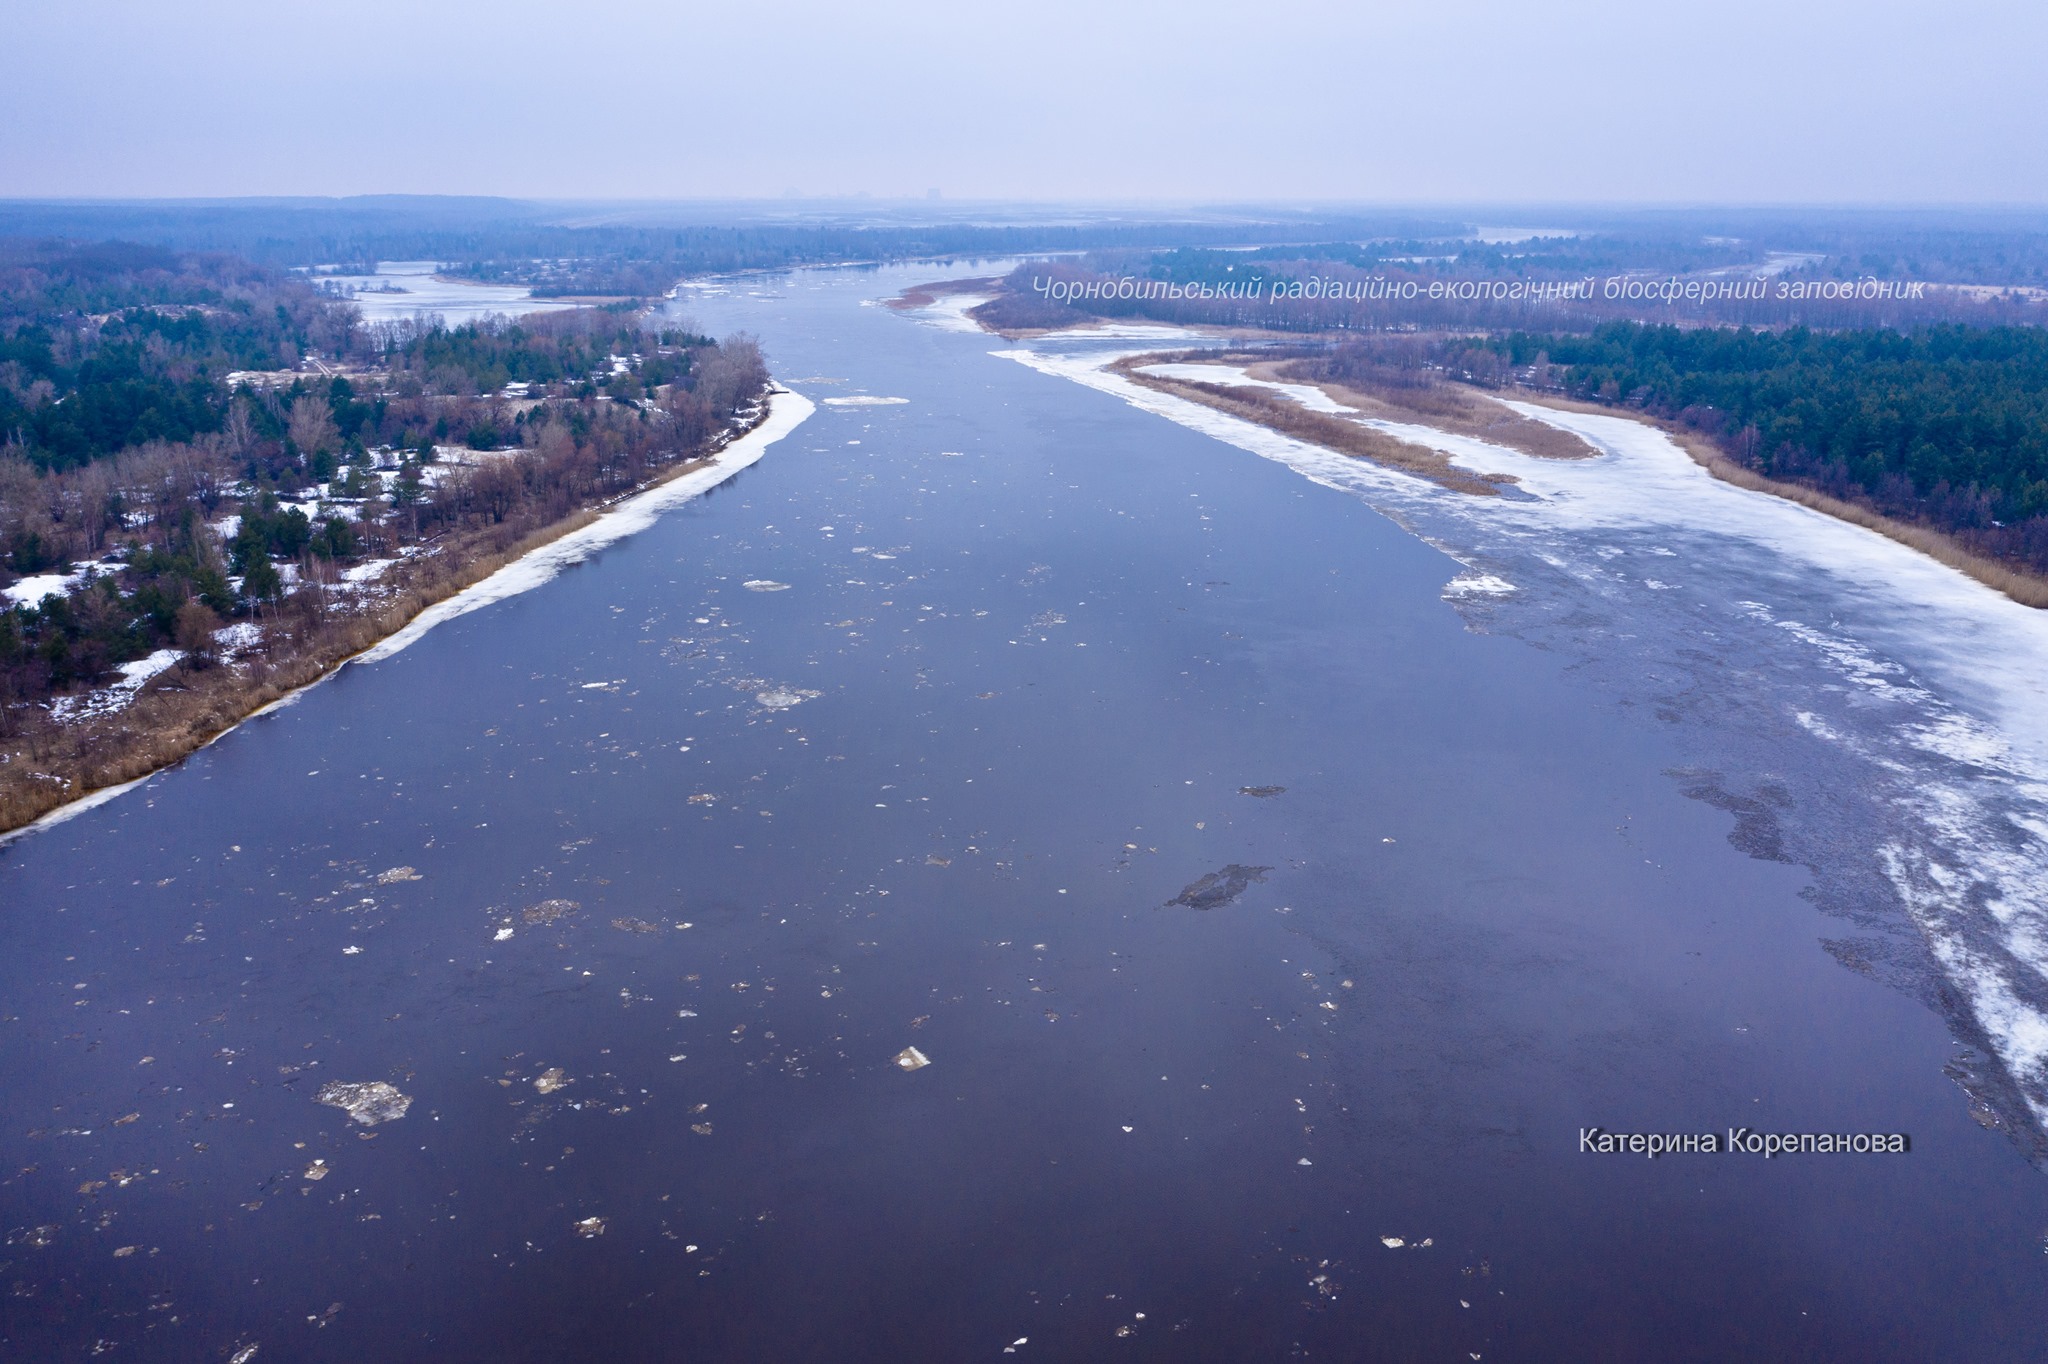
[2,260,2044,1361]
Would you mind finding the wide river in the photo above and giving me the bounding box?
[4,262,2046,1361]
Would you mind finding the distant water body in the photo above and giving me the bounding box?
[1,262,2043,1361]
[313,260,581,325]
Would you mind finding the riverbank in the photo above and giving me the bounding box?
[0,387,815,840]
[1512,389,2048,609]
[1112,353,1602,496]
[1093,345,2048,610]
[914,278,2048,610]
[1112,358,1522,496]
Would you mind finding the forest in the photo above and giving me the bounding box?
[1496,323,2048,569]
[0,239,768,730]
[1291,324,2048,575]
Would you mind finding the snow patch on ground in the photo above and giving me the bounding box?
[51,649,185,723]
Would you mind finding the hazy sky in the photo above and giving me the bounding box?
[4,0,2044,203]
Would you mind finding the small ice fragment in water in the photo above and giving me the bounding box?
[755,687,822,710]
[1122,1126,1134,1133]
[1381,1236,1404,1248]
[342,945,363,955]
[229,1347,260,1364]
[894,1047,931,1071]
[522,899,580,925]
[742,580,792,592]
[534,1068,569,1094]
[315,1081,412,1126]
[304,1160,329,1181]
[374,866,422,884]
[1297,1158,1312,1166]
[1238,786,1286,798]
[494,926,514,942]
[574,1217,606,1237]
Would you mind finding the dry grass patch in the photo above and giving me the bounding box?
[886,277,1003,311]
[1255,360,1598,461]
[1113,357,1517,497]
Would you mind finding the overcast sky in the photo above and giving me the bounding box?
[3,0,2043,203]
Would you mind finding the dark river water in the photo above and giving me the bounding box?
[4,262,2046,1362]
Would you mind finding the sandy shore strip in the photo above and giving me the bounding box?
[0,389,816,845]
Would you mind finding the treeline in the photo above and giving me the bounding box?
[1294,325,2048,575]
[1,240,357,471]
[2,332,766,720]
[2,240,770,725]
[369,310,710,398]
[1495,323,2048,570]
[0,198,1463,299]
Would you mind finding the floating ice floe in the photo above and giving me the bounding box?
[893,1047,931,1071]
[1442,572,1517,598]
[821,395,909,406]
[315,1080,412,1126]
[522,899,579,925]
[742,579,792,592]
[755,687,822,710]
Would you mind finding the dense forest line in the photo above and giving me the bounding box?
[1500,324,2048,570]
[11,200,2048,290]
[0,240,355,470]
[0,240,769,750]
[1289,325,2048,576]
[0,199,1462,298]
